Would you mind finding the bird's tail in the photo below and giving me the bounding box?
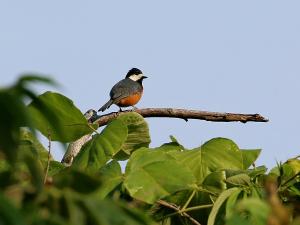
[98,99,113,112]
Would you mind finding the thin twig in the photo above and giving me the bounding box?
[182,190,196,211]
[94,108,268,127]
[157,200,202,225]
[44,131,51,184]
[197,187,218,196]
[184,204,213,213]
[163,204,213,219]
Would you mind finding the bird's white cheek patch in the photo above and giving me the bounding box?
[129,74,143,81]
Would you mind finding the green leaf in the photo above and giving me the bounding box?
[170,138,244,183]
[17,74,58,86]
[62,190,86,225]
[81,198,157,225]
[241,149,261,169]
[207,187,239,225]
[53,169,102,194]
[226,198,271,225]
[0,90,29,162]
[113,112,151,160]
[48,161,65,177]
[226,174,251,187]
[250,186,262,199]
[19,128,51,166]
[98,160,123,199]
[202,171,227,194]
[22,151,45,192]
[286,158,300,175]
[134,135,184,157]
[0,193,25,225]
[248,166,267,178]
[124,148,197,204]
[28,91,92,142]
[279,159,300,187]
[72,119,127,172]
[152,141,184,153]
[225,188,242,219]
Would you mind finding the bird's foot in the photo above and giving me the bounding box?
[131,106,138,111]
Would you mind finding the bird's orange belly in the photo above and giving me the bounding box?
[117,93,142,107]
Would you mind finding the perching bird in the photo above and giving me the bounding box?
[98,68,147,112]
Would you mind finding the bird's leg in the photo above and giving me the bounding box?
[114,107,123,117]
[131,106,138,111]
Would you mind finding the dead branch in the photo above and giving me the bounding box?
[62,108,268,165]
[93,108,268,127]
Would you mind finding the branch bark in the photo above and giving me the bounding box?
[62,108,268,165]
[93,108,268,127]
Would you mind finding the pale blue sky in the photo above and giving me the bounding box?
[1,1,300,169]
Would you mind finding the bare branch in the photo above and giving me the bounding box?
[61,107,268,165]
[61,109,96,166]
[61,133,92,166]
[93,108,268,127]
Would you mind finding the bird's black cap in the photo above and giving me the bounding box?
[126,68,143,78]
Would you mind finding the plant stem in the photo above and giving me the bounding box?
[88,124,99,134]
[157,200,202,225]
[181,190,196,211]
[44,131,51,184]
[163,204,213,219]
[184,204,213,213]
[197,187,218,196]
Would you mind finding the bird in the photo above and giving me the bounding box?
[98,68,147,112]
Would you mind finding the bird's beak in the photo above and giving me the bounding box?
[142,76,148,79]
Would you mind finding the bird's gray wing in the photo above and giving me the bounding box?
[110,79,142,102]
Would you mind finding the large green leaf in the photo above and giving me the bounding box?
[202,171,227,194]
[0,75,56,163]
[113,112,151,160]
[226,198,271,225]
[278,158,300,188]
[0,193,25,225]
[97,160,123,199]
[28,91,92,142]
[226,173,251,187]
[19,129,51,166]
[170,138,244,183]
[22,152,45,192]
[124,148,197,204]
[48,161,66,177]
[72,119,127,172]
[81,198,157,225]
[225,188,243,219]
[17,74,58,86]
[241,149,261,169]
[150,136,184,153]
[0,90,29,162]
[207,187,239,225]
[33,186,157,225]
[53,169,102,194]
[248,166,267,178]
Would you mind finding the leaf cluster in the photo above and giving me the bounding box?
[0,75,300,225]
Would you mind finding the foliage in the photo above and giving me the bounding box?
[0,75,300,225]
